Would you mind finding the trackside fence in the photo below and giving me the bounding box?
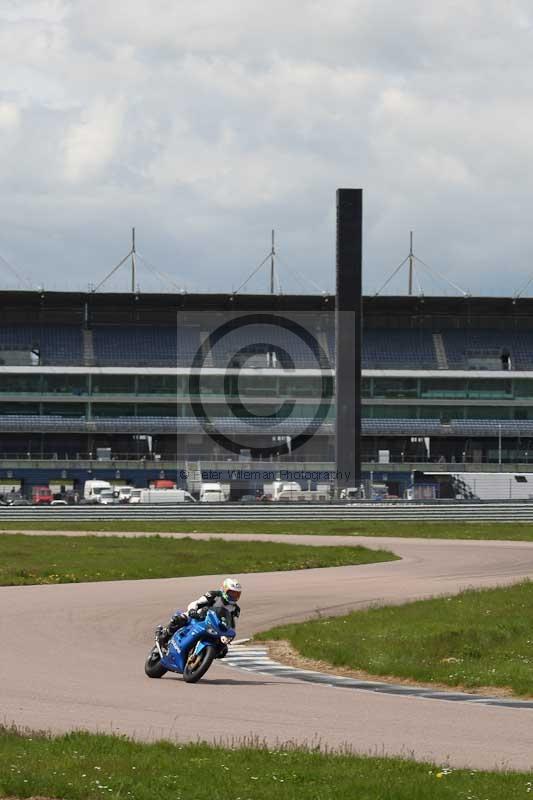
[3,503,533,522]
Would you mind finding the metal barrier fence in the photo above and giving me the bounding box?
[2,502,533,521]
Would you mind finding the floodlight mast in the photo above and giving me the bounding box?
[233,230,325,295]
[270,229,275,295]
[375,232,469,297]
[408,231,414,296]
[91,229,183,293]
[131,228,136,293]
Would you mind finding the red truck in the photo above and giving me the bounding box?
[32,485,53,505]
[149,479,176,490]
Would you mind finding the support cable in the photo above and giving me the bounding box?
[0,253,34,290]
[413,262,424,296]
[92,250,132,293]
[374,255,410,296]
[136,251,182,292]
[413,255,469,296]
[514,271,533,300]
[232,252,272,295]
[274,252,324,294]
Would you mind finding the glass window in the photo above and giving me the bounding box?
[137,375,179,395]
[92,375,135,394]
[92,403,135,417]
[373,378,418,399]
[371,405,418,418]
[42,403,86,418]
[420,379,467,399]
[0,374,42,393]
[278,376,327,398]
[238,375,279,397]
[514,380,533,399]
[137,404,178,417]
[465,406,511,420]
[190,375,226,397]
[467,379,512,399]
[0,402,39,415]
[418,406,448,419]
[183,402,227,417]
[41,374,88,394]
[231,402,282,419]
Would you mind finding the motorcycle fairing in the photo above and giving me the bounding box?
[159,609,235,674]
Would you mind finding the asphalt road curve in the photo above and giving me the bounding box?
[2,533,533,770]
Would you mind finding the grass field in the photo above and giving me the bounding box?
[257,581,533,697]
[0,533,396,585]
[0,728,530,800]
[2,519,533,539]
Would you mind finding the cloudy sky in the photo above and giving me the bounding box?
[1,0,532,295]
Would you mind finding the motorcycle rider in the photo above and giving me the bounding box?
[156,577,242,656]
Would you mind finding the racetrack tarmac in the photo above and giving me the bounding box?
[2,533,533,770]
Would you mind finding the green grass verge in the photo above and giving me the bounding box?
[0,728,530,800]
[0,533,396,585]
[257,581,533,696]
[3,519,533,539]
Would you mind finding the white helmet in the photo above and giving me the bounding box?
[222,577,242,603]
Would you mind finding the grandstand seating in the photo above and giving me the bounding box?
[363,418,533,436]
[442,329,533,370]
[92,325,201,366]
[207,323,329,368]
[0,414,333,435]
[3,412,533,439]
[0,325,83,365]
[360,329,437,369]
[0,321,531,377]
[9,321,533,371]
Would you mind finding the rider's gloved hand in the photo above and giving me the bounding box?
[188,609,198,619]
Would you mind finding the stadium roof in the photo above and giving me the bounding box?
[1,290,533,327]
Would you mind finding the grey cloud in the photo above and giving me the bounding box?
[1,1,533,295]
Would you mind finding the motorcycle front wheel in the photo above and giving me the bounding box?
[182,644,216,683]
[145,646,167,678]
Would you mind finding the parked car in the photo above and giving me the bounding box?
[115,486,134,503]
[5,495,30,506]
[97,490,117,505]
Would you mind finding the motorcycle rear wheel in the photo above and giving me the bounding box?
[182,644,216,683]
[145,646,167,678]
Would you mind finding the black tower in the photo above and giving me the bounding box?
[335,188,362,492]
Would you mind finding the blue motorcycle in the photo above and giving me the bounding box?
[144,608,235,683]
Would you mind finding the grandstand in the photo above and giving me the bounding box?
[1,290,533,498]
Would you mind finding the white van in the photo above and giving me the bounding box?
[84,479,112,503]
[269,481,301,501]
[199,482,227,503]
[133,488,196,504]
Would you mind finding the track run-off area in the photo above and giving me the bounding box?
[2,532,533,770]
